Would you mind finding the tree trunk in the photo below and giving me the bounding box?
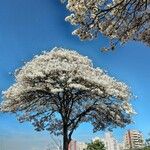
[63,124,69,150]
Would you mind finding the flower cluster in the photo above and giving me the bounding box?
[64,0,150,50]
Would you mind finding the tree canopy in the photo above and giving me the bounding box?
[85,139,105,150]
[63,0,150,51]
[142,147,150,150]
[0,47,134,150]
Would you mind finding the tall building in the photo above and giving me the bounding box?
[123,130,144,149]
[68,140,77,150]
[68,140,87,150]
[77,142,87,150]
[102,132,120,150]
[118,143,124,150]
[93,132,120,150]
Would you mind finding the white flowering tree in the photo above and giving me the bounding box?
[0,48,134,150]
[63,0,150,51]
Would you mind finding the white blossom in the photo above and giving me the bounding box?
[63,0,150,50]
[0,48,135,149]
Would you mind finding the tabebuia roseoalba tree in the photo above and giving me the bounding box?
[0,48,135,150]
[62,0,150,51]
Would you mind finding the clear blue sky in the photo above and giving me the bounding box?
[0,0,150,150]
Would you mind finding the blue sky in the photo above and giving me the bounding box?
[0,0,150,149]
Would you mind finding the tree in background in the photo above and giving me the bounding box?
[143,133,150,150]
[46,135,62,150]
[0,48,135,150]
[145,133,150,146]
[62,0,150,51]
[143,147,150,150]
[85,139,105,150]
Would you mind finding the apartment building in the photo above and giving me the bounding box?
[68,140,87,150]
[123,130,144,149]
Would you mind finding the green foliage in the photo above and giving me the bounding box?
[85,140,105,150]
[144,135,150,149]
[142,146,150,150]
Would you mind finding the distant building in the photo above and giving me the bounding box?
[92,132,120,150]
[102,132,120,150]
[77,142,87,150]
[68,140,77,150]
[118,143,124,150]
[123,130,144,149]
[68,140,87,150]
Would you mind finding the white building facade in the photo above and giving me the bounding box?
[102,132,120,150]
[68,140,87,150]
